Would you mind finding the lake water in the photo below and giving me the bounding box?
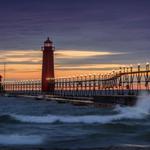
[0,95,150,149]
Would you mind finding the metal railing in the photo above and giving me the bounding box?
[1,63,150,96]
[1,80,41,95]
[54,63,150,96]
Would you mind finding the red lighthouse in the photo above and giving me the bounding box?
[41,37,55,93]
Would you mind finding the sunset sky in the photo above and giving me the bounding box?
[0,0,150,80]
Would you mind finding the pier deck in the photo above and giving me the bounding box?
[18,94,139,107]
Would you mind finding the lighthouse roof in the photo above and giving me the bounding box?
[44,37,52,44]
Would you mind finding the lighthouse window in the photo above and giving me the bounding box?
[45,43,51,47]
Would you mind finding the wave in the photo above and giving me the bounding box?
[0,114,20,123]
[0,134,43,145]
[1,94,150,124]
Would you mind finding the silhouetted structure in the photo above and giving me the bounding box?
[0,75,2,92]
[2,63,150,97]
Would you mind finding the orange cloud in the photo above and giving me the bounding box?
[0,49,126,80]
[55,50,124,59]
[57,64,124,70]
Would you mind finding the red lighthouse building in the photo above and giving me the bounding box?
[41,37,55,93]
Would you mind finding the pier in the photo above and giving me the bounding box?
[0,63,150,106]
[0,38,150,106]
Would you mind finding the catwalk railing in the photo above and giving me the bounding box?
[1,63,150,96]
[54,64,150,96]
[0,80,41,94]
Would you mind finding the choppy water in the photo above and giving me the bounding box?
[0,95,150,149]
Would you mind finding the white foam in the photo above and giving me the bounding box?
[11,94,150,124]
[12,114,122,124]
[0,134,43,145]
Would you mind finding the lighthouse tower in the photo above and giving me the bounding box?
[41,37,55,93]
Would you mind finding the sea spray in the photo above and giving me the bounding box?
[9,94,150,124]
[115,93,150,118]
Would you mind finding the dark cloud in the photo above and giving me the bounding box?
[0,0,149,65]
